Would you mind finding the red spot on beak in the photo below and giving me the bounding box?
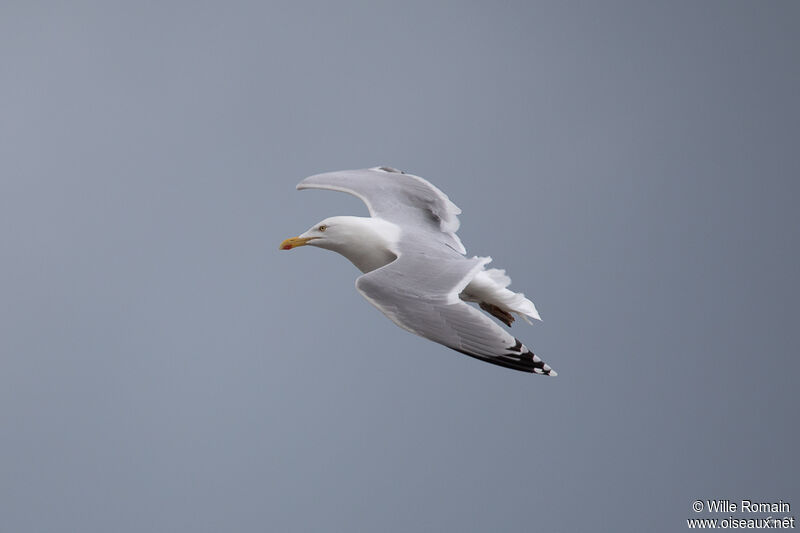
[282,244,292,250]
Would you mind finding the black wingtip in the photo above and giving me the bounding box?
[452,339,557,375]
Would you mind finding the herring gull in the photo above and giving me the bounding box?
[279,166,556,375]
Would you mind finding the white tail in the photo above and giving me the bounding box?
[460,267,541,325]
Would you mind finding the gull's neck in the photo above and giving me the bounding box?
[326,216,400,273]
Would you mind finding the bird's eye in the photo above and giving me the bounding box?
[318,225,327,232]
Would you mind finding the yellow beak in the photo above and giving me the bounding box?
[279,236,317,250]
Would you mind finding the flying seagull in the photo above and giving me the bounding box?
[279,166,556,375]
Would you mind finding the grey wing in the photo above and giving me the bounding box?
[297,166,466,254]
[355,252,556,375]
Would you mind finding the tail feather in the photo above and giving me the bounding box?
[461,268,542,324]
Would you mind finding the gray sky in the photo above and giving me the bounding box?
[1,2,798,532]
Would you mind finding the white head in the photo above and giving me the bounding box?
[279,216,357,252]
[279,215,400,273]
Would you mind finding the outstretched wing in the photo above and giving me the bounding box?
[297,166,466,254]
[355,249,556,375]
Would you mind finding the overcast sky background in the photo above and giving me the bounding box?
[1,2,798,532]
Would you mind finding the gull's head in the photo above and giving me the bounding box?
[279,216,353,252]
[279,215,400,273]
